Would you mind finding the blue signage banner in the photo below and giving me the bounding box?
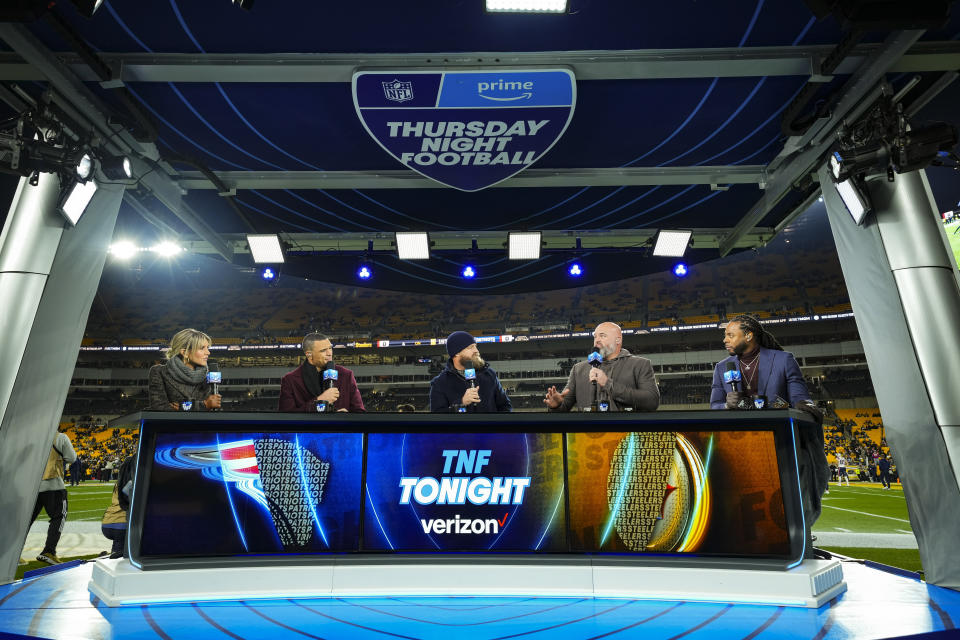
[353,69,576,191]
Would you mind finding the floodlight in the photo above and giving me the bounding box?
[508,232,542,260]
[396,232,430,260]
[485,0,567,12]
[568,262,583,277]
[652,230,692,257]
[673,263,689,278]
[58,179,97,226]
[828,145,886,183]
[63,149,93,180]
[152,241,183,257]
[261,267,275,280]
[101,155,132,180]
[357,265,372,280]
[461,265,476,279]
[835,178,871,225]
[109,241,139,260]
[246,234,284,263]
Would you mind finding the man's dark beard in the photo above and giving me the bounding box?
[733,342,756,357]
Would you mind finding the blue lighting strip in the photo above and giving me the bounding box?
[365,484,394,550]
[294,434,329,548]
[786,418,807,569]
[600,433,637,547]
[534,484,564,551]
[217,434,249,552]
[126,417,145,569]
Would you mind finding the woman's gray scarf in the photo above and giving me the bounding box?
[166,355,208,386]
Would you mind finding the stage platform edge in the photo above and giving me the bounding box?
[88,558,846,608]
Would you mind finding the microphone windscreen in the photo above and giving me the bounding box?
[725,361,736,372]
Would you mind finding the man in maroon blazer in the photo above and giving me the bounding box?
[278,333,365,412]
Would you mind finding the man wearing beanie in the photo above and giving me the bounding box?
[429,331,512,413]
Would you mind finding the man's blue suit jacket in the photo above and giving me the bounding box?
[710,346,811,409]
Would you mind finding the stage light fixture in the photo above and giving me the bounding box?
[261,267,276,280]
[396,232,430,260]
[485,0,567,12]
[835,177,871,225]
[152,241,183,257]
[568,262,583,277]
[829,145,887,183]
[100,155,132,180]
[652,230,692,257]
[246,234,284,263]
[69,0,105,17]
[357,265,373,280]
[109,241,139,260]
[673,263,689,278]
[508,231,541,260]
[461,265,476,279]
[58,178,97,226]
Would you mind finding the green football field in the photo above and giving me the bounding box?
[947,220,960,269]
[27,481,923,576]
[33,483,116,522]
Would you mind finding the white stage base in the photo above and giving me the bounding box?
[89,558,845,608]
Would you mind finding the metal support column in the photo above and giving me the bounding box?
[819,164,960,588]
[0,176,124,584]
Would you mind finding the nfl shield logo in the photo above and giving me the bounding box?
[382,79,414,102]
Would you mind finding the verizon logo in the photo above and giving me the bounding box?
[420,512,508,535]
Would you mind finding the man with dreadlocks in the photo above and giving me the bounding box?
[710,314,830,552]
[710,314,808,409]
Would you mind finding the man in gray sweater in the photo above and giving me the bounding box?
[29,427,77,564]
[543,322,659,412]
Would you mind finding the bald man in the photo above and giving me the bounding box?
[544,322,659,412]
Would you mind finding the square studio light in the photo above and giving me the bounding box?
[59,179,98,226]
[652,230,692,257]
[246,234,284,263]
[836,179,871,225]
[508,231,542,260]
[485,0,568,12]
[396,232,430,260]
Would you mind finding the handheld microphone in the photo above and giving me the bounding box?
[588,351,602,412]
[465,368,477,388]
[318,363,338,412]
[323,362,338,389]
[723,361,741,393]
[206,361,222,397]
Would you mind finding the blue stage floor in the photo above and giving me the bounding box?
[0,561,957,640]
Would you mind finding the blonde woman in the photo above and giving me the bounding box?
[147,329,222,411]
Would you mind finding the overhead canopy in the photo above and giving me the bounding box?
[0,1,958,293]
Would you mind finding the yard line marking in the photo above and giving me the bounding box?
[835,527,852,532]
[822,504,911,523]
[896,529,913,534]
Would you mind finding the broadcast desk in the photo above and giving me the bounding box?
[89,410,845,608]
